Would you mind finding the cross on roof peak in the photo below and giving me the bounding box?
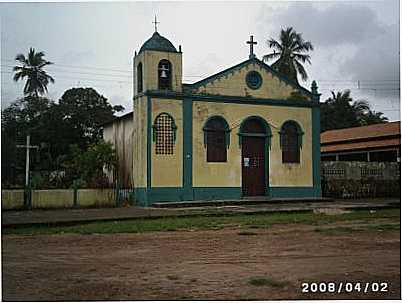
[246,35,257,59]
[153,15,160,32]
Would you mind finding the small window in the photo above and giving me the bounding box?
[137,62,143,93]
[280,121,302,163]
[203,117,229,162]
[153,113,176,155]
[158,59,172,90]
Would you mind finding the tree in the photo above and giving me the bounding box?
[320,90,389,132]
[13,48,54,97]
[1,96,57,185]
[360,110,389,125]
[62,141,117,188]
[1,87,124,187]
[57,87,124,149]
[263,27,313,84]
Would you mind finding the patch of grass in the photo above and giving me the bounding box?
[248,277,287,288]
[3,208,400,236]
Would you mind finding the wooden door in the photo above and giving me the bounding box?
[241,136,266,196]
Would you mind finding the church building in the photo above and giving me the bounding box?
[103,27,322,206]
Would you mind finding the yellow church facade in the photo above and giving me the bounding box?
[105,30,321,206]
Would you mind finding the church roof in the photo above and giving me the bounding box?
[139,32,178,54]
[187,57,314,97]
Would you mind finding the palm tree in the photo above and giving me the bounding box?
[320,90,374,132]
[360,110,389,125]
[13,48,55,97]
[263,27,313,84]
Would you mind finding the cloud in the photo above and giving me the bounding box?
[256,1,399,121]
[258,2,386,47]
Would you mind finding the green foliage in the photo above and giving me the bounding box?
[2,85,123,187]
[263,27,313,84]
[3,208,399,236]
[360,110,389,125]
[13,48,54,97]
[57,87,124,148]
[320,90,389,132]
[62,141,117,188]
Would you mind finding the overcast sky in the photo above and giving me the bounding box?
[1,0,400,121]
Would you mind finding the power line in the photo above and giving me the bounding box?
[1,59,132,73]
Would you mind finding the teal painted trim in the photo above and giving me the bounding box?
[145,90,320,108]
[311,106,322,197]
[239,115,272,135]
[147,187,184,202]
[238,132,269,137]
[270,187,319,198]
[147,96,152,190]
[193,187,242,201]
[134,188,148,207]
[183,98,194,200]
[136,186,320,204]
[188,57,313,97]
[137,187,243,204]
[238,115,273,147]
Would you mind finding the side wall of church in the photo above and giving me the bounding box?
[102,115,133,187]
[151,98,183,187]
[192,101,313,188]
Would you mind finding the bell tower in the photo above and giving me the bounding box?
[133,19,182,97]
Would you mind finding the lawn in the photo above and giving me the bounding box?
[3,208,400,236]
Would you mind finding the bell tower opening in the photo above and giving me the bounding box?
[158,59,172,90]
[137,62,143,93]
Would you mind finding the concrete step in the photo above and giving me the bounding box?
[151,197,334,208]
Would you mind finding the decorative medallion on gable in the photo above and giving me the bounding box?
[246,71,263,90]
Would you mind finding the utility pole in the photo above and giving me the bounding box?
[16,135,39,187]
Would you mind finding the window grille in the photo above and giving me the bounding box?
[154,113,176,155]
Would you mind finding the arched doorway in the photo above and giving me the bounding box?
[239,117,271,196]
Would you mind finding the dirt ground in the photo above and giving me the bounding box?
[2,223,400,301]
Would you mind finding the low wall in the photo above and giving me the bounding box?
[32,190,74,209]
[78,189,115,208]
[321,161,401,198]
[1,189,117,210]
[1,190,24,210]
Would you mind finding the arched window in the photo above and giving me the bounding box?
[137,62,143,93]
[203,116,230,162]
[158,59,172,90]
[280,121,303,163]
[153,113,176,155]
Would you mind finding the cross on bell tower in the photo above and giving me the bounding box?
[247,35,257,59]
[153,15,160,32]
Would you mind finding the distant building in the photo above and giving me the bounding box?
[321,121,401,162]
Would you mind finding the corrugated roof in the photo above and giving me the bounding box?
[321,138,400,153]
[321,121,400,144]
[101,111,133,127]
